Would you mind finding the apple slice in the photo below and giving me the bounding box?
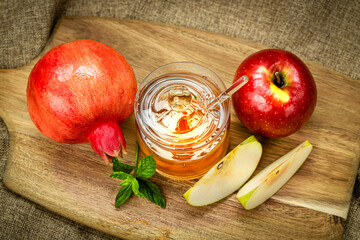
[183,135,262,206]
[237,140,313,210]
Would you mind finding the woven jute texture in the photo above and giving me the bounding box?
[0,0,359,239]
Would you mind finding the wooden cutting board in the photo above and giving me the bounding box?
[1,17,359,239]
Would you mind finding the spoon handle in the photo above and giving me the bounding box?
[206,75,248,111]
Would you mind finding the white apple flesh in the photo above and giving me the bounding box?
[184,136,262,206]
[237,140,313,210]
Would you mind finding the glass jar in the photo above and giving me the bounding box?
[134,62,230,180]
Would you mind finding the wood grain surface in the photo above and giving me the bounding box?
[1,17,359,239]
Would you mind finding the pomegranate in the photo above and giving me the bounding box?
[27,39,137,163]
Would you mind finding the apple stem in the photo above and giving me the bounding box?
[274,71,285,88]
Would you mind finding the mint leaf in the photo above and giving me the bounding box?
[110,142,166,208]
[131,178,145,199]
[119,176,133,186]
[138,178,166,208]
[135,156,156,179]
[115,183,133,208]
[113,158,134,174]
[110,171,132,180]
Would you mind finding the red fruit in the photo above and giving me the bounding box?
[27,39,137,163]
[232,49,317,138]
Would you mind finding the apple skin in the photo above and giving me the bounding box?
[232,49,317,138]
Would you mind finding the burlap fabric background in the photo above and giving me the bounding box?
[1,0,359,239]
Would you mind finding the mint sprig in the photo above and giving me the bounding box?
[110,143,166,208]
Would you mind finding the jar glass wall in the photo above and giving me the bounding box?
[134,62,230,180]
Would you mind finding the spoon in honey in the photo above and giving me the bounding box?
[167,75,248,112]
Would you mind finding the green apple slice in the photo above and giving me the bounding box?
[184,135,262,206]
[237,140,313,210]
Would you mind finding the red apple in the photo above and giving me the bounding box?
[232,49,317,138]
